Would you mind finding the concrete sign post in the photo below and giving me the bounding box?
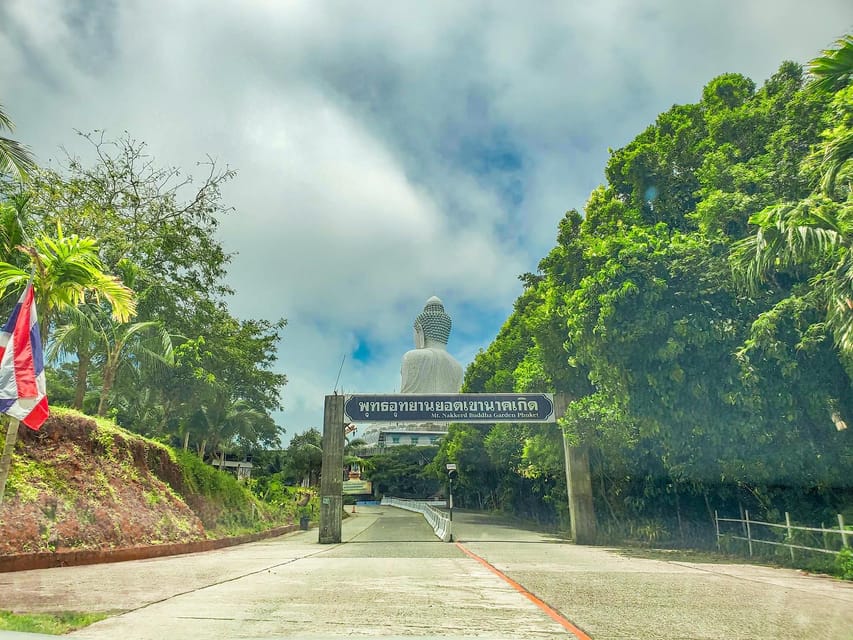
[319,394,345,544]
[555,393,597,544]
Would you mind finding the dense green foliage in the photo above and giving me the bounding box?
[366,445,441,499]
[437,37,853,545]
[0,129,287,463]
[175,449,313,533]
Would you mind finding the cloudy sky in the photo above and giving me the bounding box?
[1,1,851,441]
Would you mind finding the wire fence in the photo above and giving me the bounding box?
[715,510,850,561]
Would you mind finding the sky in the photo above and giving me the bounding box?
[1,1,851,443]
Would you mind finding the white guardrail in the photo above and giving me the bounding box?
[380,497,452,542]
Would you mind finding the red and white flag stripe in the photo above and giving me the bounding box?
[0,283,49,430]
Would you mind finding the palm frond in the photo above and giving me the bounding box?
[0,135,35,181]
[124,322,175,368]
[826,253,853,352]
[733,197,853,354]
[820,128,853,194]
[0,262,31,298]
[91,273,137,322]
[0,105,35,181]
[808,35,853,94]
[31,231,138,323]
[0,106,13,132]
[46,306,101,362]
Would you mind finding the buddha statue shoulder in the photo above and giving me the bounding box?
[400,296,464,394]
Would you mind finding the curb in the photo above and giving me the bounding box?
[0,523,303,573]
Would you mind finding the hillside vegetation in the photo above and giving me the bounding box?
[0,408,299,555]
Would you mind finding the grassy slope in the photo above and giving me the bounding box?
[0,408,293,554]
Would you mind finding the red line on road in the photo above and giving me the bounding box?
[455,542,593,640]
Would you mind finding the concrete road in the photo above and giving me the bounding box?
[450,511,853,640]
[1,506,851,639]
[2,507,567,639]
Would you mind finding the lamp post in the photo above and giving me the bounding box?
[446,463,457,541]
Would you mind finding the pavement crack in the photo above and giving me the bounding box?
[115,543,345,617]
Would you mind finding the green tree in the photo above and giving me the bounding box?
[366,445,440,499]
[733,36,853,358]
[430,424,499,509]
[809,35,853,193]
[189,388,279,464]
[462,52,853,539]
[809,34,853,95]
[0,224,135,343]
[732,197,852,356]
[12,132,234,311]
[49,306,174,416]
[0,130,288,463]
[281,429,324,487]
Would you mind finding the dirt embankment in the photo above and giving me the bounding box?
[0,410,212,555]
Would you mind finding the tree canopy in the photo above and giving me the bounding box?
[0,129,287,461]
[435,37,853,537]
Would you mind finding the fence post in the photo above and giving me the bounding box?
[714,510,720,552]
[839,514,849,549]
[785,512,795,562]
[745,510,753,557]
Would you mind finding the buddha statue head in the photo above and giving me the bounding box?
[413,296,452,348]
[401,295,463,393]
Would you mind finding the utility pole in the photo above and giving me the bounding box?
[555,393,597,544]
[319,394,344,543]
[0,418,20,506]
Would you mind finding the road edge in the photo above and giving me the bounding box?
[0,523,303,573]
[455,541,594,640]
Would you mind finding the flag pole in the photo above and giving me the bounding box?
[0,417,20,506]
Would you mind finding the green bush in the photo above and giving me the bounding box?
[836,548,853,580]
[249,474,317,522]
[175,450,249,507]
[172,450,293,535]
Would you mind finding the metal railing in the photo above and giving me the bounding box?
[715,510,850,560]
[381,497,451,542]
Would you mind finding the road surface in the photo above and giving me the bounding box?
[0,506,850,639]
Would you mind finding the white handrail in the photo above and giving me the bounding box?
[381,497,452,542]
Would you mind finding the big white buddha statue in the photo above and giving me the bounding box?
[400,296,464,394]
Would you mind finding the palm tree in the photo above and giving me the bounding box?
[49,305,174,415]
[0,224,136,343]
[0,104,34,181]
[808,35,853,193]
[46,307,98,410]
[187,387,274,467]
[732,36,853,356]
[732,196,852,353]
[284,428,324,487]
[0,197,30,265]
[808,34,853,95]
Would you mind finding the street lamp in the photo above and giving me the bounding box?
[446,463,458,541]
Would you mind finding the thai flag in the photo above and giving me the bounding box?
[0,283,49,430]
